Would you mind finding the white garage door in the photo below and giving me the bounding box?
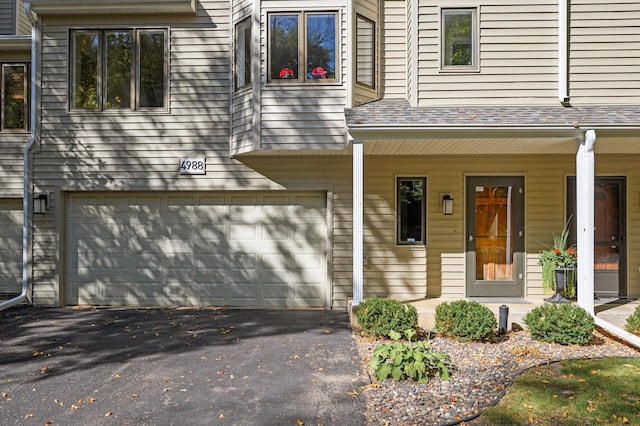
[0,199,22,295]
[66,192,327,308]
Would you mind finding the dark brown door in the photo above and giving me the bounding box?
[466,176,525,297]
[567,177,626,298]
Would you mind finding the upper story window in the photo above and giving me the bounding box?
[70,28,168,111]
[441,8,478,71]
[355,14,375,89]
[1,63,28,131]
[235,17,251,91]
[268,11,338,83]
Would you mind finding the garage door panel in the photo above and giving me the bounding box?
[67,192,327,308]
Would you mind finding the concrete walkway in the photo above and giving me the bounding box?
[409,297,640,331]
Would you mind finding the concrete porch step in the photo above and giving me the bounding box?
[408,297,640,332]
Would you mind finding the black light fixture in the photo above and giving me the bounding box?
[33,193,48,214]
[441,193,454,215]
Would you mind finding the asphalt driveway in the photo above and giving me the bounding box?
[0,306,367,425]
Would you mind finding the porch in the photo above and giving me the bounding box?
[408,297,640,332]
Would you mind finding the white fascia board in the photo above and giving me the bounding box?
[27,0,198,15]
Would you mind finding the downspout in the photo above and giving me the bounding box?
[558,0,570,105]
[576,130,640,348]
[0,2,37,311]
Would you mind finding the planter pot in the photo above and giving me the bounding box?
[546,267,574,303]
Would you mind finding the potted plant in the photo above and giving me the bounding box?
[538,220,577,303]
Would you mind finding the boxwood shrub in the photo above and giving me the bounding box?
[523,303,594,345]
[625,305,640,336]
[356,298,418,338]
[434,300,497,342]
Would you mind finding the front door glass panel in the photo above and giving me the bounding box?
[474,185,514,281]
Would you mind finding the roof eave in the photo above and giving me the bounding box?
[27,0,198,15]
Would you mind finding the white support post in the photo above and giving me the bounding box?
[576,130,596,314]
[352,140,363,306]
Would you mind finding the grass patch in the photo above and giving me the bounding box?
[475,357,640,425]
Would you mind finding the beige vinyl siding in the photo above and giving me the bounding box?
[569,1,640,104]
[0,0,15,35]
[0,198,22,295]
[16,0,30,35]
[0,135,28,197]
[258,5,348,151]
[352,0,379,106]
[230,0,255,155]
[381,0,406,99]
[416,0,558,106]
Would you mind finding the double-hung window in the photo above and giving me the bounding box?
[70,28,168,111]
[268,11,338,82]
[397,177,426,245]
[441,8,478,71]
[1,63,29,131]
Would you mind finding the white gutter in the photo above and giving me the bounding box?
[0,2,37,311]
[558,0,570,105]
[576,130,640,349]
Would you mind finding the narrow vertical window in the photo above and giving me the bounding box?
[269,13,300,81]
[397,177,426,245]
[71,31,99,109]
[355,14,375,88]
[306,13,336,79]
[235,17,251,90]
[104,30,132,109]
[442,9,477,70]
[138,30,167,109]
[1,64,28,131]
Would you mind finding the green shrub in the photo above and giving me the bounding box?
[369,329,456,383]
[625,305,640,336]
[523,303,594,345]
[434,300,497,342]
[356,298,418,338]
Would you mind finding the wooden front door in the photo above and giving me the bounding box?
[567,177,626,298]
[466,176,525,297]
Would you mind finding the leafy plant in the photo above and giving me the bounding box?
[523,303,594,345]
[434,300,497,342]
[625,305,640,336]
[369,329,456,383]
[356,298,418,338]
[538,219,577,296]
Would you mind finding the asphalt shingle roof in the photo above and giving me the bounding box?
[345,99,640,128]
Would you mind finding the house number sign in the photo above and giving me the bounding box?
[179,158,206,175]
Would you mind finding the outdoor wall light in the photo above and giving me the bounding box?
[441,193,454,215]
[33,193,48,214]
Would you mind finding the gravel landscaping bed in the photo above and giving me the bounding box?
[356,328,640,426]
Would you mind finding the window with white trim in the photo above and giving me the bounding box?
[441,8,478,70]
[397,177,426,245]
[70,28,168,110]
[268,11,338,82]
[1,63,29,131]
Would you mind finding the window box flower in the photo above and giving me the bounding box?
[279,68,295,79]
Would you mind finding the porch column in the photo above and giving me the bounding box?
[576,130,596,314]
[352,139,363,306]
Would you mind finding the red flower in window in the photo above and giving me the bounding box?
[312,67,327,79]
[279,68,295,79]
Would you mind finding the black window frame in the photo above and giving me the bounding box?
[1,62,29,132]
[397,177,426,245]
[69,28,169,112]
[234,17,252,91]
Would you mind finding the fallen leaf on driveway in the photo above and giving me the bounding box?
[297,419,304,425]
[105,412,113,417]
